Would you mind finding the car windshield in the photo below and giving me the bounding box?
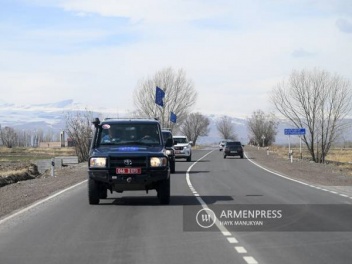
[174,137,187,144]
[162,132,172,144]
[99,123,161,146]
[226,142,242,146]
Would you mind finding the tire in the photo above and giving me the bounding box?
[240,155,244,159]
[158,177,170,205]
[223,155,226,159]
[88,178,100,205]
[170,160,175,173]
[187,155,191,162]
[99,186,107,199]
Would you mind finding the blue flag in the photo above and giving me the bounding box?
[155,86,165,107]
[170,112,177,123]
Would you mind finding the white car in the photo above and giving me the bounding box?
[219,140,230,151]
[173,136,192,162]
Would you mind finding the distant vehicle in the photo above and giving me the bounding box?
[161,129,176,173]
[173,135,192,162]
[87,118,173,205]
[223,141,244,159]
[219,139,231,151]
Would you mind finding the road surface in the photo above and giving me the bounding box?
[0,149,351,264]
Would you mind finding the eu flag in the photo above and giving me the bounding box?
[170,112,177,123]
[155,86,165,107]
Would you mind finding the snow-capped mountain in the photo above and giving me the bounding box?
[0,100,350,145]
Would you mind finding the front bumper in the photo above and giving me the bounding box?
[89,168,169,183]
[174,149,191,158]
[224,150,243,156]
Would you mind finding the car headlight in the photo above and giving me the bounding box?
[150,157,167,167]
[90,157,107,168]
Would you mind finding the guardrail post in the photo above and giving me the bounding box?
[289,150,293,163]
[51,158,55,177]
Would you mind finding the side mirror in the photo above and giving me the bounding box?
[165,138,173,148]
[92,118,101,128]
[189,141,193,146]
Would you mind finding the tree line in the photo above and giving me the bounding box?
[1,67,351,164]
[0,126,60,148]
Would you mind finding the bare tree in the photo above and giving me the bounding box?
[64,109,96,162]
[0,126,17,148]
[247,110,278,146]
[133,67,197,129]
[179,113,210,146]
[216,116,237,140]
[43,128,55,142]
[271,68,352,163]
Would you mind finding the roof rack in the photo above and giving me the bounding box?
[103,117,158,121]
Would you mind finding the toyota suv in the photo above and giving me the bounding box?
[173,135,192,162]
[88,118,173,205]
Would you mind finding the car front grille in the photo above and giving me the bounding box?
[110,156,147,169]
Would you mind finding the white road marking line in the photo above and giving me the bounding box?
[245,152,352,200]
[227,237,238,243]
[186,150,258,263]
[235,246,247,253]
[243,256,258,264]
[0,180,87,225]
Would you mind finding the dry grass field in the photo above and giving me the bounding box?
[0,147,76,176]
[0,147,76,162]
[268,145,352,175]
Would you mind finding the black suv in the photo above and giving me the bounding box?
[88,118,173,205]
[223,141,244,159]
[161,129,176,173]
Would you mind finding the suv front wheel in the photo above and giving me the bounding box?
[88,178,100,205]
[157,177,170,205]
[170,160,175,173]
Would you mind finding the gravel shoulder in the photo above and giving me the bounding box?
[244,146,352,196]
[0,163,87,220]
[1,147,352,221]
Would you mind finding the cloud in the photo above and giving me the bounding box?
[336,19,352,33]
[291,48,315,58]
[3,0,352,117]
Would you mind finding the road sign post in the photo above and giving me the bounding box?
[261,135,265,147]
[284,128,306,162]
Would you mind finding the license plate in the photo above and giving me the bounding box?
[230,151,237,153]
[175,150,181,154]
[116,168,141,174]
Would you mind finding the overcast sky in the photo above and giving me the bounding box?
[1,0,351,117]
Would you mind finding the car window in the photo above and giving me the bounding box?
[162,131,172,144]
[100,123,161,145]
[226,142,242,146]
[174,137,187,144]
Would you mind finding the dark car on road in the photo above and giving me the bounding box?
[223,141,244,159]
[88,118,173,205]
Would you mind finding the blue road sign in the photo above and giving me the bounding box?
[284,128,306,135]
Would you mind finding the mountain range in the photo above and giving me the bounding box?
[0,100,350,146]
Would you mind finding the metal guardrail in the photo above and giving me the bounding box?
[35,156,79,175]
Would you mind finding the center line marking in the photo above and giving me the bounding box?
[186,150,258,263]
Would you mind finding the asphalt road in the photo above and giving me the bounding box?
[0,149,351,264]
